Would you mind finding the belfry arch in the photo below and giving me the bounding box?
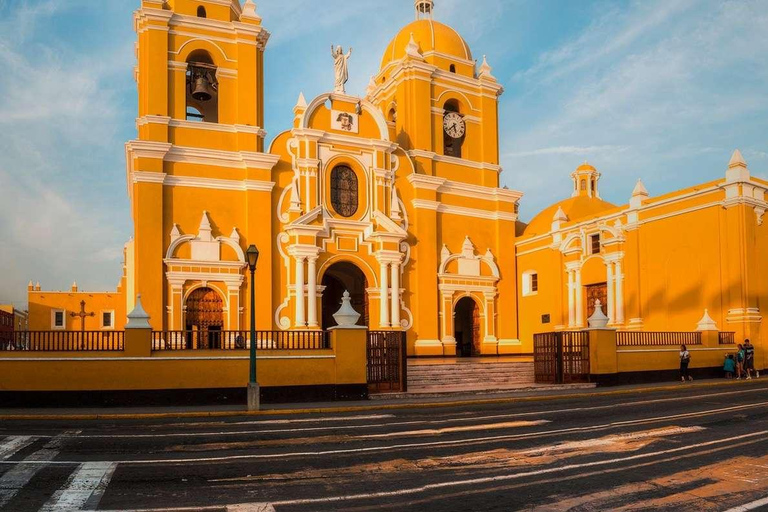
[321,262,368,329]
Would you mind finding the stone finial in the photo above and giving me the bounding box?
[126,294,152,329]
[405,33,423,59]
[552,206,568,222]
[440,244,451,265]
[726,149,750,183]
[366,76,377,97]
[230,227,240,242]
[461,236,475,258]
[35,282,41,291]
[696,308,718,331]
[198,211,213,242]
[390,185,402,221]
[170,224,181,243]
[241,0,261,22]
[332,291,361,327]
[629,179,649,209]
[478,55,495,80]
[295,92,307,109]
[588,299,609,328]
[71,282,78,292]
[28,280,34,291]
[288,179,302,213]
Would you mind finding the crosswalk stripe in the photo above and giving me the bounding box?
[0,436,34,460]
[40,461,117,511]
[0,431,76,507]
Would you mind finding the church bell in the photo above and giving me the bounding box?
[191,75,214,102]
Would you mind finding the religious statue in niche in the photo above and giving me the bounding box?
[331,45,353,93]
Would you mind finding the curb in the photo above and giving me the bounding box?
[0,379,761,421]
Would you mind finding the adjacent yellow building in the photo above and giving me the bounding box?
[23,0,766,374]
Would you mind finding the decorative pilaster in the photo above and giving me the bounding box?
[379,262,390,328]
[614,260,624,325]
[307,256,318,328]
[567,270,575,328]
[606,262,615,324]
[294,256,306,327]
[390,262,400,328]
[575,268,583,327]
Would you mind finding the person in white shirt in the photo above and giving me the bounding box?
[680,345,693,382]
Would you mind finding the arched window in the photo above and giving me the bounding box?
[197,6,207,18]
[581,179,587,191]
[186,106,204,122]
[449,64,456,73]
[185,50,218,123]
[330,165,359,217]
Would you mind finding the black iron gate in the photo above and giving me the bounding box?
[533,331,590,384]
[367,331,407,393]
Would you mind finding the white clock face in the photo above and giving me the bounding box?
[443,112,465,139]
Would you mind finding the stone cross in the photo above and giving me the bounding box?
[70,300,95,332]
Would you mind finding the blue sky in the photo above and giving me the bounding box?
[0,0,766,308]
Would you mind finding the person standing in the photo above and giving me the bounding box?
[744,339,756,379]
[680,345,692,382]
[736,344,745,380]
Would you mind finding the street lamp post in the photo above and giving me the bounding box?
[246,244,260,411]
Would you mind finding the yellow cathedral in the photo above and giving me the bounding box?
[24,0,767,374]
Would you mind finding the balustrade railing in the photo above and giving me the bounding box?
[0,331,124,352]
[616,331,702,347]
[151,330,330,351]
[718,332,736,345]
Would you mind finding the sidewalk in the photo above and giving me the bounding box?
[0,378,763,421]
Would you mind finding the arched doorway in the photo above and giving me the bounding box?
[185,287,224,349]
[321,262,368,329]
[454,296,480,357]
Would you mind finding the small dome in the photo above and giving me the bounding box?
[576,162,597,172]
[381,19,472,70]
[523,196,616,237]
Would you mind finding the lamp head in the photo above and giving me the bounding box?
[246,244,260,271]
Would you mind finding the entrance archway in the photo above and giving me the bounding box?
[185,287,224,349]
[454,296,480,357]
[321,262,368,329]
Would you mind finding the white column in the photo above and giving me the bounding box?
[307,256,318,328]
[379,262,390,328]
[390,262,400,328]
[567,270,575,327]
[295,256,305,327]
[575,268,583,327]
[606,262,615,325]
[615,260,624,325]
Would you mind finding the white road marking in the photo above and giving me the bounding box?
[55,388,767,440]
[724,496,768,512]
[39,461,117,511]
[1,401,761,466]
[363,420,550,438]
[0,430,76,507]
[268,430,768,507]
[0,436,34,460]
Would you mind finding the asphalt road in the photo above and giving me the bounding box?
[2,381,768,511]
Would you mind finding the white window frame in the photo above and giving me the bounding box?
[51,309,66,330]
[100,310,115,330]
[522,270,538,297]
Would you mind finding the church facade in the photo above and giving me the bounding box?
[23,0,767,369]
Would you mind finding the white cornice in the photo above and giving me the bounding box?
[164,175,274,192]
[411,199,517,222]
[406,149,502,173]
[165,146,279,170]
[132,171,167,184]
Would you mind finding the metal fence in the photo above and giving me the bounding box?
[718,332,736,345]
[533,331,590,384]
[151,330,330,351]
[616,331,702,347]
[0,331,124,352]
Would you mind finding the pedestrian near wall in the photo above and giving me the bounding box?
[680,345,692,382]
[724,354,736,379]
[744,339,757,379]
[736,344,745,380]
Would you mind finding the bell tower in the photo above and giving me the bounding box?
[415,0,434,19]
[126,0,276,327]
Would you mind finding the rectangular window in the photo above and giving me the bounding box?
[53,310,65,329]
[531,273,539,292]
[541,314,551,324]
[101,311,114,329]
[590,234,601,254]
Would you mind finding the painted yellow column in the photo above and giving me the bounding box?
[307,256,318,328]
[615,260,625,325]
[575,268,584,327]
[390,262,400,328]
[607,262,615,324]
[379,262,390,328]
[295,256,305,327]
